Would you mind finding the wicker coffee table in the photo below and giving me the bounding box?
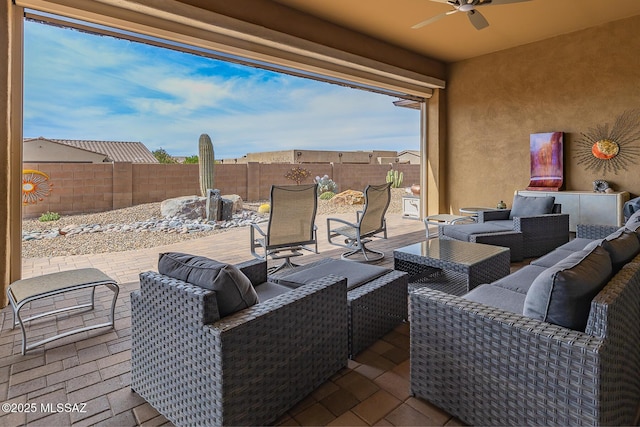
[394,239,510,296]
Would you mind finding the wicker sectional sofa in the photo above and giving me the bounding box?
[131,257,347,427]
[410,215,640,425]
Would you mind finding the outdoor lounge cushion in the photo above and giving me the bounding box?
[158,252,259,317]
[253,282,292,301]
[489,264,547,295]
[509,195,555,219]
[587,229,640,272]
[625,210,640,233]
[464,284,525,314]
[276,259,390,290]
[523,246,612,331]
[441,223,513,241]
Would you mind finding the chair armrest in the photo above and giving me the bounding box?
[137,271,221,326]
[477,209,510,222]
[236,258,267,286]
[576,224,620,239]
[410,287,605,426]
[327,216,358,229]
[513,213,569,231]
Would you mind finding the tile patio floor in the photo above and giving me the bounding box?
[1,213,468,426]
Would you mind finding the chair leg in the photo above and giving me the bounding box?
[267,256,300,274]
[341,240,384,263]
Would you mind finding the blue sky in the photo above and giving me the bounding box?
[23,20,419,159]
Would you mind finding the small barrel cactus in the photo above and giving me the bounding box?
[258,203,270,214]
[198,134,215,197]
[319,191,336,200]
[386,170,404,188]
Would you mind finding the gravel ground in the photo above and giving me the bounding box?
[22,188,407,258]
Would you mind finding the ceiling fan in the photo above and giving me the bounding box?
[412,0,531,31]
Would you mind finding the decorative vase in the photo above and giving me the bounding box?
[410,184,420,196]
[497,200,507,209]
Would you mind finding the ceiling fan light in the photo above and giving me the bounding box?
[459,4,475,12]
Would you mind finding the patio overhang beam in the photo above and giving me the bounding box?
[16,0,444,100]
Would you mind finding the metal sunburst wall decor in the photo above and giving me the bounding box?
[574,109,640,175]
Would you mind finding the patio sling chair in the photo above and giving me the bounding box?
[327,182,391,262]
[250,184,319,273]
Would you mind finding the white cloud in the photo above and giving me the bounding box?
[23,20,420,159]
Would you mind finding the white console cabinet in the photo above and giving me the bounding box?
[517,190,630,232]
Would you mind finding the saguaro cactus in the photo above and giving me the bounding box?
[386,169,403,188]
[198,134,215,197]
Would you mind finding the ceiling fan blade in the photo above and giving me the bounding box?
[488,0,531,4]
[468,9,489,30]
[428,0,451,3]
[411,10,457,29]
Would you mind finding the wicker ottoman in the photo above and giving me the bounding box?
[270,258,408,357]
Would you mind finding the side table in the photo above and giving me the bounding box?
[423,214,472,239]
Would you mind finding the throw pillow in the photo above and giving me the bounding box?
[509,195,555,220]
[158,252,259,317]
[523,246,612,331]
[602,228,640,272]
[625,210,640,233]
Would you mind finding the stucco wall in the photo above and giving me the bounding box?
[445,15,640,213]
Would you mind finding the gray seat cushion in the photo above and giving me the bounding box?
[441,223,514,241]
[509,195,555,219]
[464,283,525,314]
[523,246,612,331]
[556,238,595,252]
[531,249,580,268]
[490,264,547,294]
[254,281,292,301]
[276,259,390,290]
[158,252,259,317]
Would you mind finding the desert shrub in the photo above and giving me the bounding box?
[319,191,335,200]
[258,203,270,214]
[38,211,60,222]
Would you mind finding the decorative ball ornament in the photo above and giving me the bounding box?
[574,110,640,175]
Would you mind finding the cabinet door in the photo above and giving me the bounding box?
[551,193,580,232]
[579,194,618,227]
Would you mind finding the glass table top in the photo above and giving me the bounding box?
[394,239,509,265]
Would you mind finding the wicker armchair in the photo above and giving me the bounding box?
[409,254,640,426]
[476,205,569,258]
[131,259,347,427]
[439,203,569,260]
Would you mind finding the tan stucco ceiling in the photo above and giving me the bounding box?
[272,0,640,62]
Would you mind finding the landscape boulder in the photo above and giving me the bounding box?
[160,196,206,219]
[222,194,243,213]
[331,190,364,205]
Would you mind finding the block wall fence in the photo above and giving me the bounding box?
[22,162,420,218]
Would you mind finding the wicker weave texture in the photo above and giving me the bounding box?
[513,213,570,258]
[131,266,348,426]
[471,209,570,258]
[576,224,622,240]
[394,242,510,294]
[346,269,408,356]
[269,258,408,357]
[409,253,640,426]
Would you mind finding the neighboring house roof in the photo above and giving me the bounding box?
[398,150,420,157]
[24,137,159,163]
